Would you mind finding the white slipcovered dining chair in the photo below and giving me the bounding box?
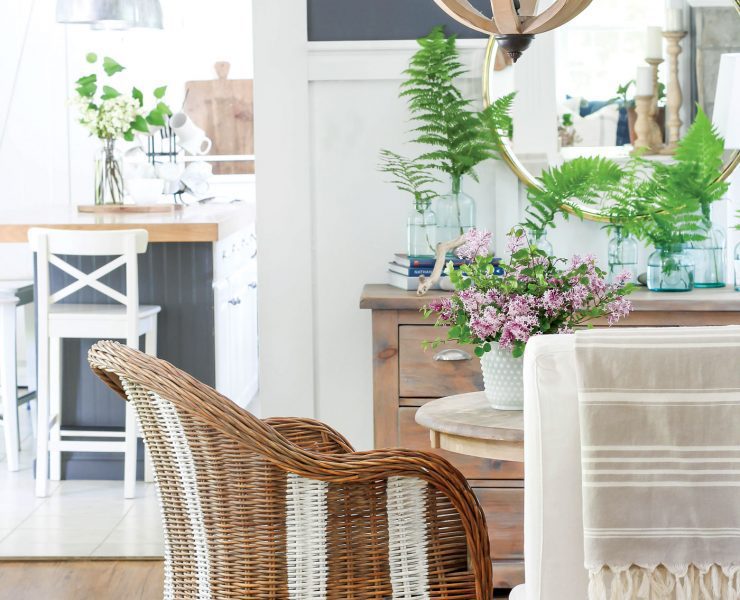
[29,228,160,498]
[509,334,590,599]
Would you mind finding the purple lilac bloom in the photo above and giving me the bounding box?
[427,297,454,322]
[614,270,632,286]
[606,297,632,325]
[506,231,527,254]
[470,306,506,340]
[498,314,539,350]
[456,228,492,260]
[484,289,504,307]
[568,284,589,310]
[541,289,565,314]
[587,271,607,296]
[558,325,575,334]
[459,288,486,315]
[505,295,535,317]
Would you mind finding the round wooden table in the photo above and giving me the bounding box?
[415,392,524,463]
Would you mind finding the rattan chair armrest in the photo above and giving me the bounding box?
[264,417,355,454]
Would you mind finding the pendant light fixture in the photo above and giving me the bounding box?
[434,0,593,62]
[56,0,163,30]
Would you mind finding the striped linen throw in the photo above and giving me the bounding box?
[574,326,740,599]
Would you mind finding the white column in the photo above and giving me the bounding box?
[252,0,316,418]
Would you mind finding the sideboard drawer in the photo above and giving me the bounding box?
[399,407,523,480]
[399,325,483,397]
[475,487,524,560]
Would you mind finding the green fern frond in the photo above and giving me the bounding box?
[400,27,509,182]
[378,149,440,212]
[523,157,624,234]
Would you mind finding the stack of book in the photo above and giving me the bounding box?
[387,254,505,290]
[387,254,465,291]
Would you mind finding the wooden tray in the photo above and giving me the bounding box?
[77,204,183,214]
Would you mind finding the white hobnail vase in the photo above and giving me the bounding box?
[480,346,524,410]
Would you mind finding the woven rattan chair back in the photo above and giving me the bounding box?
[88,340,493,599]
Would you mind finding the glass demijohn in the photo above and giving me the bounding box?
[607,227,639,284]
[434,175,476,248]
[529,230,553,255]
[407,202,437,257]
[647,245,695,292]
[689,227,726,288]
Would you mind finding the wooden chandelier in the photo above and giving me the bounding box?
[434,0,593,61]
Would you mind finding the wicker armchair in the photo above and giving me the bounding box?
[88,340,493,599]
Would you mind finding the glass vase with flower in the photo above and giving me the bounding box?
[74,53,172,205]
[378,150,439,257]
[425,228,634,410]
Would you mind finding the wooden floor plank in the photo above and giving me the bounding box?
[0,560,163,600]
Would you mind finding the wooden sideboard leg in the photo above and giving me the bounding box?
[372,310,400,449]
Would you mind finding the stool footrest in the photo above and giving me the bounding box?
[59,428,125,438]
[50,439,127,453]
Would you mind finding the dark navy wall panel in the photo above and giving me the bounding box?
[307,0,489,41]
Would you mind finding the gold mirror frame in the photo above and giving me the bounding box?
[482,36,740,222]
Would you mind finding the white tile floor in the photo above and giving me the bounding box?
[0,404,163,558]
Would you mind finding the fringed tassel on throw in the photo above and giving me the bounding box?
[588,564,740,600]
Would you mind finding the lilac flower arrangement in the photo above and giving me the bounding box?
[425,228,634,358]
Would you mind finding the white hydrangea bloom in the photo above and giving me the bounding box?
[77,94,143,140]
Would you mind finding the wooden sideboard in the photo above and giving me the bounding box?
[360,283,740,590]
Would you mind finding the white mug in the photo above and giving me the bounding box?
[169,112,212,155]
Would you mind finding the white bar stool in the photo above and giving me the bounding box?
[0,280,36,472]
[29,228,161,498]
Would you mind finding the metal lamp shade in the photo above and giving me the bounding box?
[56,0,162,29]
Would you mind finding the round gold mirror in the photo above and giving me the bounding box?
[482,21,740,223]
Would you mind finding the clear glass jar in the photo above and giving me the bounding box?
[434,175,476,248]
[607,227,639,284]
[529,230,553,255]
[647,244,695,292]
[688,227,725,288]
[94,138,124,205]
[407,202,437,257]
[734,241,740,292]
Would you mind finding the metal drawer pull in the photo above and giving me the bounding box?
[433,348,473,361]
[228,297,242,306]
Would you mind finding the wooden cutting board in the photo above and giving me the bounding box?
[182,62,254,175]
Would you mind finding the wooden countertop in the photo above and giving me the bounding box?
[360,283,740,312]
[0,202,254,243]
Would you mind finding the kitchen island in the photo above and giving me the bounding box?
[1,203,258,480]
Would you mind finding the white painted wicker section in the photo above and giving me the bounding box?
[120,378,175,600]
[286,473,329,599]
[386,476,430,600]
[121,378,212,600]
